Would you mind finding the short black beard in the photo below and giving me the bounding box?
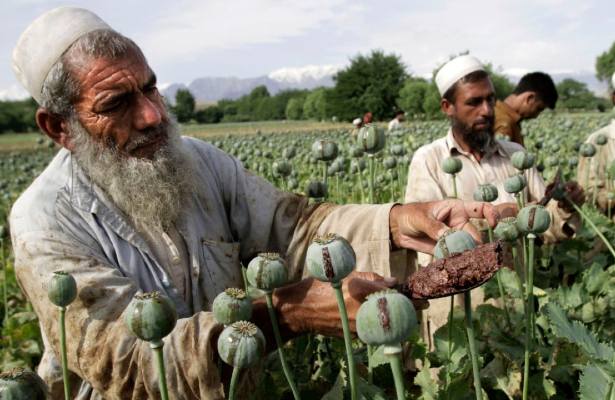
[451,117,493,152]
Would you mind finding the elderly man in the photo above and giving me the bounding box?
[10,8,500,399]
[404,55,584,341]
[494,72,559,146]
[577,71,615,215]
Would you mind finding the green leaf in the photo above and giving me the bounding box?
[321,371,345,400]
[545,302,615,362]
[578,364,613,400]
[432,314,467,374]
[414,358,439,400]
[481,355,522,399]
[357,376,388,400]
[368,345,391,369]
[583,263,609,295]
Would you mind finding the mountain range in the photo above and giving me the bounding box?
[161,65,610,105]
[161,65,338,104]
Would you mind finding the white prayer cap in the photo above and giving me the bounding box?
[352,118,362,126]
[12,7,112,104]
[435,55,485,97]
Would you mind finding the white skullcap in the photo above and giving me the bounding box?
[435,55,485,97]
[352,118,362,126]
[12,7,112,104]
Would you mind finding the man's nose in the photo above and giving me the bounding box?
[479,99,494,118]
[133,93,162,131]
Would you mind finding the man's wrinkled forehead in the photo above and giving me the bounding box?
[70,51,155,103]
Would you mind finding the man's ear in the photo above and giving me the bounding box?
[441,98,454,117]
[35,108,73,150]
[524,91,537,105]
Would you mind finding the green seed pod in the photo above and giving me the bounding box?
[212,288,253,325]
[282,147,296,160]
[503,174,527,194]
[0,368,48,400]
[442,157,462,175]
[47,271,77,308]
[516,205,551,235]
[433,230,477,259]
[473,183,498,202]
[390,144,406,156]
[595,134,608,146]
[357,125,386,154]
[511,151,535,170]
[568,157,579,167]
[272,160,292,177]
[383,156,397,170]
[124,291,178,342]
[217,321,265,369]
[350,145,365,158]
[493,217,520,242]
[306,180,328,199]
[287,178,298,190]
[246,253,288,292]
[356,289,417,349]
[350,159,367,173]
[311,140,338,161]
[306,233,356,284]
[579,143,596,158]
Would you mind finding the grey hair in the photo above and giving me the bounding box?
[39,29,143,116]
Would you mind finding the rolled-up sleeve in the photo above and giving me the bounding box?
[201,144,400,280]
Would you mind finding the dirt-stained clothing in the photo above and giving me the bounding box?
[577,119,615,215]
[494,100,524,146]
[404,129,579,344]
[9,137,397,399]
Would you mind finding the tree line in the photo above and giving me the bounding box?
[171,48,615,125]
[1,43,615,133]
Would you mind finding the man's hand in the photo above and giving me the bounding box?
[267,271,427,338]
[389,199,500,254]
[555,181,585,213]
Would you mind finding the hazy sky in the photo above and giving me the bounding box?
[2,0,615,99]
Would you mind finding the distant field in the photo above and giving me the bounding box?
[0,120,351,152]
[0,112,609,152]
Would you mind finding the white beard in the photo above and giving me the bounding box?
[68,117,195,232]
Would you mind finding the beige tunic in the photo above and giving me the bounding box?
[404,129,579,344]
[577,119,615,214]
[10,138,399,400]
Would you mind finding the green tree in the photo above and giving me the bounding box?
[422,83,442,119]
[173,89,196,123]
[596,41,615,88]
[485,64,514,100]
[249,85,270,100]
[285,97,304,120]
[556,78,599,110]
[328,50,407,121]
[0,98,38,134]
[194,105,224,124]
[397,77,429,115]
[303,88,329,120]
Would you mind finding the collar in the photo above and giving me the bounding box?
[445,128,505,159]
[496,99,521,124]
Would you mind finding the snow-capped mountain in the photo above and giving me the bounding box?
[162,65,338,103]
[268,65,340,84]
